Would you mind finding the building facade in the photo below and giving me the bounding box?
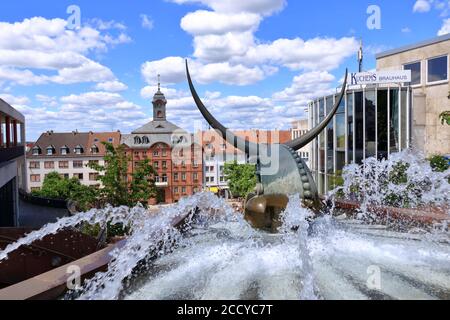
[122,86,203,204]
[376,34,449,157]
[291,119,311,167]
[26,131,121,192]
[0,98,26,227]
[200,129,291,198]
[309,86,412,194]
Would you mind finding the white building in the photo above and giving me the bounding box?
[291,119,311,168]
[0,98,26,227]
[26,131,121,192]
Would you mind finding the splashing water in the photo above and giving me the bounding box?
[2,190,450,300]
[334,151,450,219]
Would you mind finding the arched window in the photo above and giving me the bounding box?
[32,146,41,156]
[134,136,142,144]
[60,145,69,155]
[46,145,55,155]
[74,145,84,155]
[142,136,150,144]
[91,145,99,154]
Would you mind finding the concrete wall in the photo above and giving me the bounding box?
[376,40,450,156]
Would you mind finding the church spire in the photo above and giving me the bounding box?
[157,74,161,92]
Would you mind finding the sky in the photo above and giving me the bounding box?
[0,0,449,140]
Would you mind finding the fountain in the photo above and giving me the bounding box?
[0,64,449,300]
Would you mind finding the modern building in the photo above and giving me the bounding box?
[0,98,26,227]
[309,82,412,194]
[200,129,291,198]
[291,119,311,167]
[26,131,121,192]
[376,33,449,157]
[122,85,203,204]
[309,34,449,194]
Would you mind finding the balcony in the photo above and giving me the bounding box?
[0,146,25,163]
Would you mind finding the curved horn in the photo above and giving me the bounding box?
[186,60,259,156]
[286,69,348,151]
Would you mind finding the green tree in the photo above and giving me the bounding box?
[129,159,157,205]
[88,142,156,207]
[32,172,98,211]
[223,161,257,198]
[440,111,450,125]
[429,155,450,173]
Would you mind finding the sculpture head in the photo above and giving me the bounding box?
[186,61,348,232]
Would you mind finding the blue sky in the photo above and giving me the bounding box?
[0,0,448,140]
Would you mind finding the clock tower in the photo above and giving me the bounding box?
[153,74,167,121]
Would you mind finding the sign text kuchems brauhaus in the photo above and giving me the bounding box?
[351,70,412,85]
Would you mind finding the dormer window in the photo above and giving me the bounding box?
[142,136,150,144]
[74,145,84,155]
[134,136,142,144]
[91,145,99,154]
[32,146,41,156]
[60,146,69,155]
[46,146,55,155]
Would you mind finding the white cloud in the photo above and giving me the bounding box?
[181,10,261,36]
[60,91,124,107]
[0,17,130,86]
[401,27,412,33]
[413,0,432,13]
[35,94,58,107]
[438,18,450,35]
[143,0,357,88]
[170,0,286,16]
[0,93,30,105]
[95,80,128,92]
[140,14,154,30]
[141,56,265,86]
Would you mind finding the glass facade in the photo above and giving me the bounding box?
[309,86,412,195]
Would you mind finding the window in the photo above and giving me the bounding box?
[206,177,210,183]
[108,138,114,143]
[153,150,159,157]
[89,173,98,181]
[142,136,150,144]
[134,136,142,144]
[210,176,215,183]
[206,166,210,172]
[162,161,167,169]
[182,187,187,194]
[181,161,186,168]
[427,55,448,84]
[153,161,159,169]
[29,161,40,169]
[30,174,40,182]
[162,149,167,157]
[74,173,83,180]
[181,173,186,181]
[174,187,179,193]
[193,173,198,181]
[220,176,225,182]
[134,151,140,157]
[60,146,69,155]
[46,146,55,155]
[162,174,168,183]
[404,61,421,86]
[91,145,99,154]
[74,145,84,155]
[73,160,83,168]
[61,173,69,179]
[59,161,69,169]
[174,173,179,181]
[32,147,41,155]
[44,161,54,169]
